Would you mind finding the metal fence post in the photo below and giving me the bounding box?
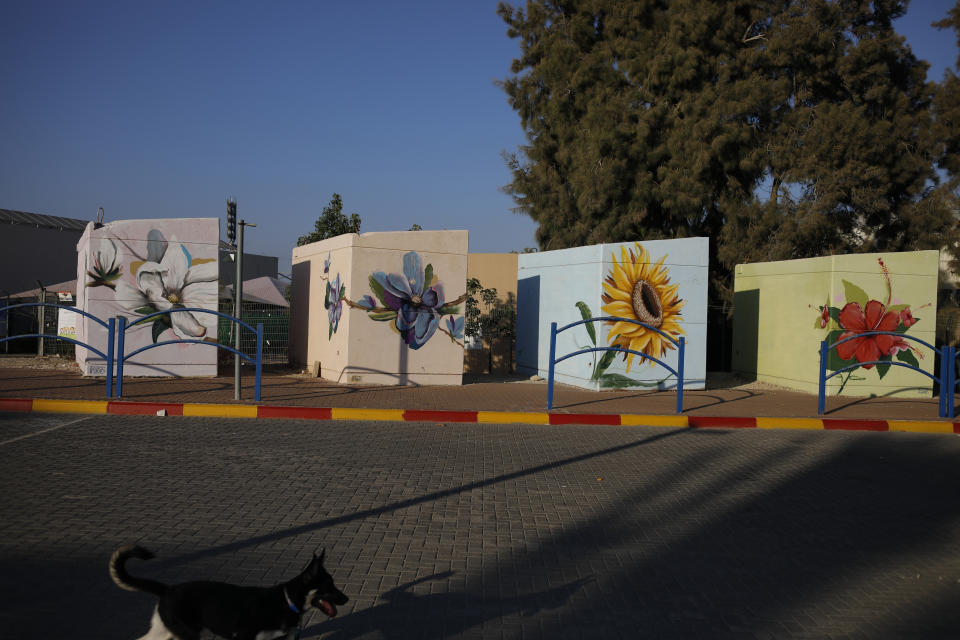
[255,323,263,402]
[676,336,685,414]
[105,318,115,399]
[817,340,827,415]
[37,290,45,356]
[115,316,126,398]
[939,344,948,418]
[547,322,557,410]
[949,346,956,420]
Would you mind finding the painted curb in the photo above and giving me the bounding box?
[2,398,959,435]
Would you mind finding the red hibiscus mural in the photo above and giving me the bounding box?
[835,300,907,369]
[814,257,926,382]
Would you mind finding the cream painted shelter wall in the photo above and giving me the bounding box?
[75,218,219,377]
[291,230,468,386]
[732,251,939,397]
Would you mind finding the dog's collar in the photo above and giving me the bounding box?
[283,587,300,614]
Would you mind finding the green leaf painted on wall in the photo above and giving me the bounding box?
[151,318,169,344]
[368,275,387,306]
[592,349,617,379]
[437,304,461,315]
[896,348,919,369]
[575,301,596,345]
[876,355,892,379]
[424,263,434,290]
[368,311,398,322]
[841,280,869,309]
[598,373,665,389]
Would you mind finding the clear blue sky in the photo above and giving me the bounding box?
[1,1,956,277]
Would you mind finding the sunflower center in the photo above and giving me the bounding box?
[411,294,423,306]
[631,280,663,328]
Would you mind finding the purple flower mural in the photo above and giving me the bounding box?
[325,272,345,338]
[445,315,464,341]
[346,251,466,349]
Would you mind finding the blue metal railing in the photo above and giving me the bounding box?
[547,316,686,413]
[116,308,263,401]
[0,303,116,398]
[818,331,950,418]
[946,346,959,420]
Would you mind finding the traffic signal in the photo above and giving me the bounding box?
[226,199,237,245]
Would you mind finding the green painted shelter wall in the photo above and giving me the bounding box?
[732,251,939,398]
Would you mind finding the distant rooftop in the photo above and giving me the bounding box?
[0,208,89,232]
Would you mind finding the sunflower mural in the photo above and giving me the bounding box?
[600,242,685,372]
[567,243,686,388]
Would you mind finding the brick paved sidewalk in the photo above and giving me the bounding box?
[0,366,951,422]
[2,414,958,638]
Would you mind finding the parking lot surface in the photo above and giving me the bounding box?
[1,412,958,638]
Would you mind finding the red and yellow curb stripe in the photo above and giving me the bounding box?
[2,398,959,435]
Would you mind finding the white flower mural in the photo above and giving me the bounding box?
[112,232,219,342]
[86,238,123,289]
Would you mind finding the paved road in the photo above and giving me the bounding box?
[1,413,958,639]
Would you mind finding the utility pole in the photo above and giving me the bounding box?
[226,199,241,399]
[232,212,256,401]
[234,218,243,400]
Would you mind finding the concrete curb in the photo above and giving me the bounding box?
[3,397,958,434]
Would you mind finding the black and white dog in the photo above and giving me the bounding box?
[111,545,348,640]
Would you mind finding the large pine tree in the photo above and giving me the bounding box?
[498,0,959,308]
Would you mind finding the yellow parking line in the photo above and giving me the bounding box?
[888,420,954,434]
[182,404,258,418]
[330,408,404,421]
[619,414,689,427]
[477,411,550,425]
[756,417,824,430]
[32,399,108,414]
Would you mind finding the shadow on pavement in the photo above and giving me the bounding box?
[308,573,595,639]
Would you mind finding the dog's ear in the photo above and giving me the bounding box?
[314,547,326,563]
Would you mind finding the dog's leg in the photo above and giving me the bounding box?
[136,606,177,640]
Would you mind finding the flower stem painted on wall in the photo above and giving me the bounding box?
[815,257,925,386]
[342,251,466,349]
[574,300,668,389]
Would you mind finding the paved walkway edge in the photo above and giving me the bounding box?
[3,397,959,434]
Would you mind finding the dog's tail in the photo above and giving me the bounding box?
[109,545,167,596]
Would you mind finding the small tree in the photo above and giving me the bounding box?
[297,193,361,246]
[464,278,516,342]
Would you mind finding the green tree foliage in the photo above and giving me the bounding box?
[464,278,516,342]
[935,1,960,188]
[498,0,960,308]
[296,193,362,246]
